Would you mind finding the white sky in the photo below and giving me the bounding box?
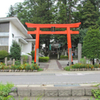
[0,0,24,17]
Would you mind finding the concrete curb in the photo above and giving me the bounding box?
[10,86,99,97]
[14,97,95,100]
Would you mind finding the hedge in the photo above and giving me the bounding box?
[0,50,9,60]
[39,57,49,62]
[60,55,68,59]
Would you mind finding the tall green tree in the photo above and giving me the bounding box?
[10,41,21,60]
[52,0,79,47]
[77,0,99,28]
[7,5,15,17]
[83,27,100,64]
[79,28,88,44]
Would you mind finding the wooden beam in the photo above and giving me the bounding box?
[27,30,79,34]
[26,22,81,28]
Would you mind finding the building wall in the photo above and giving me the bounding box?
[9,22,27,52]
[23,42,32,54]
[8,22,33,54]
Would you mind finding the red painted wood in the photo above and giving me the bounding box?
[26,22,81,28]
[26,22,81,63]
[28,30,79,34]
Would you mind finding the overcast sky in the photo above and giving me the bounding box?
[0,0,24,17]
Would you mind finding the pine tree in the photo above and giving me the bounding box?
[83,27,100,64]
[80,0,99,28]
[7,5,15,17]
[10,41,21,60]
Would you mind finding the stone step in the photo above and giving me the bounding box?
[9,86,98,98]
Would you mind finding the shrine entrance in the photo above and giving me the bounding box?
[26,22,81,64]
[49,43,59,59]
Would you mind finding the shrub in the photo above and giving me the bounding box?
[94,64,100,68]
[91,89,100,99]
[80,58,87,64]
[0,63,43,71]
[39,57,49,62]
[0,82,14,97]
[0,62,5,69]
[25,63,31,71]
[15,65,20,70]
[37,68,43,71]
[31,51,35,60]
[10,40,21,60]
[19,64,25,70]
[64,66,70,71]
[21,55,28,64]
[4,66,10,70]
[60,55,68,59]
[15,60,21,65]
[70,63,94,69]
[0,50,9,60]
[31,63,39,70]
[11,65,16,70]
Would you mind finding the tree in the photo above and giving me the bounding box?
[0,50,9,60]
[78,0,99,28]
[79,28,88,44]
[10,41,21,60]
[83,27,100,64]
[7,5,15,17]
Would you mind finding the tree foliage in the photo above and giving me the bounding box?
[10,41,21,60]
[7,0,100,57]
[83,27,100,59]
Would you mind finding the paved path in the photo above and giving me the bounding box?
[45,60,61,71]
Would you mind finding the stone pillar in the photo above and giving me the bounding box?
[36,49,39,65]
[5,57,7,66]
[21,57,23,65]
[69,48,71,66]
[34,44,35,51]
[57,53,59,59]
[78,43,82,63]
[13,59,15,65]
[29,56,32,65]
[65,51,67,56]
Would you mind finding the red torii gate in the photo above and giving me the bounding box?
[26,22,81,63]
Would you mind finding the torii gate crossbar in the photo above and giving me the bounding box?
[26,22,81,63]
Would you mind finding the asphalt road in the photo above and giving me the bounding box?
[0,72,100,85]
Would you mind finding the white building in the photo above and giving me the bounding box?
[0,17,35,55]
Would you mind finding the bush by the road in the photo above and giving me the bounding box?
[0,50,9,60]
[0,82,14,100]
[39,57,49,62]
[60,55,68,59]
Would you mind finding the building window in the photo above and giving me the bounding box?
[0,38,8,45]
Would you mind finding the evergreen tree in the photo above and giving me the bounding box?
[7,5,15,17]
[10,41,21,60]
[79,0,99,28]
[79,28,88,44]
[83,27,100,64]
